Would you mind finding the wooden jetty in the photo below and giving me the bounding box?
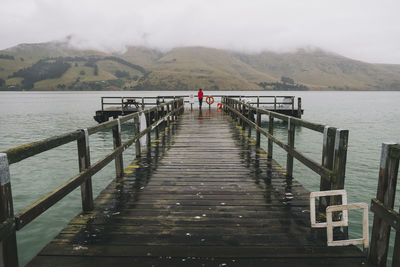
[3,96,398,266]
[93,95,303,123]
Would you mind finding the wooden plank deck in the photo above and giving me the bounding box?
[28,109,367,266]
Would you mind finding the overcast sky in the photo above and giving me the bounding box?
[1,0,399,64]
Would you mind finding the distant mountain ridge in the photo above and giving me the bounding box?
[0,41,399,91]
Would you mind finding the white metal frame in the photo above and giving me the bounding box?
[309,189,348,228]
[326,203,369,248]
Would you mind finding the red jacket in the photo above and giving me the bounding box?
[198,90,204,99]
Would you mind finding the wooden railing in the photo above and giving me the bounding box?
[369,143,400,266]
[0,98,184,267]
[222,97,348,217]
[100,95,301,112]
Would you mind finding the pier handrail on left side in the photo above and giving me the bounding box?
[0,98,185,267]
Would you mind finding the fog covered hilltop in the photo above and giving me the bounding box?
[1,41,399,91]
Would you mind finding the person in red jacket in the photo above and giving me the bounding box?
[198,88,204,109]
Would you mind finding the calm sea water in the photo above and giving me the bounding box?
[0,91,399,265]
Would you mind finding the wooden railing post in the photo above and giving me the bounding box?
[161,102,165,129]
[297,97,302,119]
[369,142,399,266]
[332,129,349,191]
[331,129,349,235]
[256,110,261,149]
[155,105,160,140]
[167,104,171,127]
[173,96,178,121]
[268,114,274,159]
[141,97,145,110]
[247,105,252,138]
[319,126,336,211]
[242,103,246,130]
[145,112,151,148]
[286,118,295,178]
[134,116,141,158]
[112,119,124,179]
[77,129,94,211]
[291,96,295,115]
[0,153,18,267]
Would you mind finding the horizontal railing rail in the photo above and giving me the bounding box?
[4,101,174,165]
[0,98,185,266]
[222,96,348,220]
[99,95,300,108]
[369,143,400,266]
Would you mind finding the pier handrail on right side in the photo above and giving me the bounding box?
[222,96,349,212]
[369,143,400,266]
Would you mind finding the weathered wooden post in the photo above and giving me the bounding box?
[167,103,171,127]
[319,126,336,211]
[171,97,175,120]
[297,97,302,119]
[238,102,241,125]
[268,114,274,159]
[161,102,166,129]
[332,129,349,191]
[0,153,19,267]
[247,105,252,138]
[113,119,124,179]
[332,129,349,236]
[173,97,177,121]
[286,118,295,178]
[242,103,246,130]
[291,96,295,115]
[256,110,261,149]
[369,142,399,266]
[181,98,185,115]
[274,96,277,110]
[233,101,236,121]
[155,106,160,140]
[77,129,94,211]
[120,97,124,115]
[134,115,141,158]
[145,112,151,148]
[141,97,145,110]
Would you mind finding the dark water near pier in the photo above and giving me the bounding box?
[0,91,399,265]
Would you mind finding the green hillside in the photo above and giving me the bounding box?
[1,42,400,91]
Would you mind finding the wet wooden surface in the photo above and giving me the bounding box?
[28,109,367,266]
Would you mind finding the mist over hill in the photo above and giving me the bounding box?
[0,42,399,91]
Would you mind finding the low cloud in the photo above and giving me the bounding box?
[1,0,400,63]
